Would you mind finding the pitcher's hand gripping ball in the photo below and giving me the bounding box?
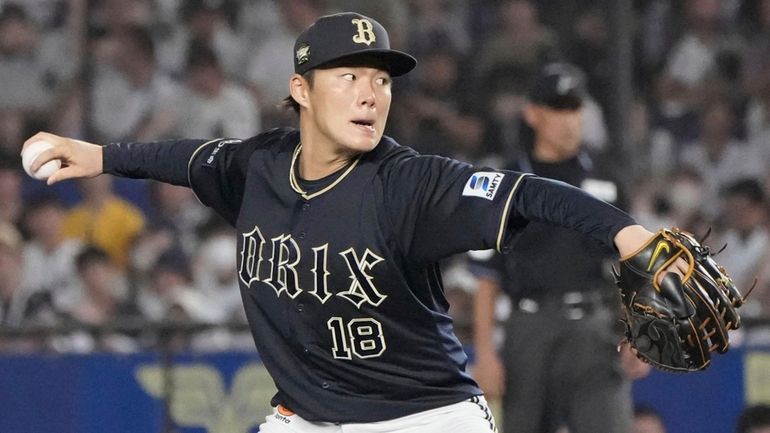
[22,140,61,180]
[614,228,751,372]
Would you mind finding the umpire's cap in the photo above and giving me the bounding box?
[293,12,416,77]
[529,62,587,110]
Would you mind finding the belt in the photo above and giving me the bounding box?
[515,291,610,320]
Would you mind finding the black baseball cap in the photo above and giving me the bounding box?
[293,12,417,77]
[529,62,587,110]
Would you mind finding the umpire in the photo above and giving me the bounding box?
[471,62,649,433]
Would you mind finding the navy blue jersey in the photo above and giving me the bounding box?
[103,127,635,422]
[187,128,528,422]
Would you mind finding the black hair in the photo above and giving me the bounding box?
[0,3,28,24]
[186,38,221,70]
[722,178,766,204]
[24,193,65,214]
[736,405,770,433]
[75,245,111,273]
[634,405,665,419]
[120,25,156,61]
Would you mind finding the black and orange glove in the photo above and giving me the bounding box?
[614,228,749,372]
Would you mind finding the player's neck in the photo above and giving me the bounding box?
[296,142,355,181]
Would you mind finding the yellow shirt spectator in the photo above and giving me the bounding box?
[61,177,145,269]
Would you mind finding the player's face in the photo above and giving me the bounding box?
[303,65,392,154]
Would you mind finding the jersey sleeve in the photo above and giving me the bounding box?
[103,138,208,186]
[511,175,637,249]
[383,154,637,264]
[187,136,263,226]
[383,154,531,263]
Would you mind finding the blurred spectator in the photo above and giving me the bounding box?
[655,0,745,136]
[193,226,244,324]
[736,404,770,433]
[131,181,210,267]
[175,40,260,138]
[476,0,559,93]
[746,81,770,159]
[396,44,484,161]
[0,221,58,330]
[89,25,181,142]
[404,0,470,56]
[633,405,668,433]
[245,0,321,125]
[0,3,76,113]
[562,4,613,111]
[635,0,679,92]
[716,179,770,315]
[175,0,244,78]
[64,245,132,325]
[90,0,154,33]
[742,0,770,146]
[54,245,138,352]
[0,156,22,227]
[680,98,763,217]
[61,176,145,270]
[20,194,82,295]
[0,109,26,157]
[136,249,200,323]
[630,168,708,232]
[479,72,529,165]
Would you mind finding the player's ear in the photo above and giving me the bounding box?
[289,74,311,109]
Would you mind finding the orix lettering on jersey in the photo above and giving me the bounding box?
[238,225,388,309]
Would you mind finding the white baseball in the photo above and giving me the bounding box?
[22,140,61,180]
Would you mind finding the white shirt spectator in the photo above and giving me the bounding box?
[718,227,770,292]
[175,82,260,139]
[680,140,764,216]
[246,29,296,108]
[22,238,82,295]
[666,34,717,86]
[90,66,182,141]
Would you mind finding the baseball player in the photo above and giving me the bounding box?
[25,12,662,433]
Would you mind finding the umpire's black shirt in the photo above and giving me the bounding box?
[472,151,621,300]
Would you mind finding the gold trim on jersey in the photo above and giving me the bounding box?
[289,144,362,200]
[188,138,225,207]
[496,173,532,252]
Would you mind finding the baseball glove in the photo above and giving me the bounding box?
[613,228,749,372]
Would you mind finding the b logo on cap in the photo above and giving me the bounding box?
[351,19,376,46]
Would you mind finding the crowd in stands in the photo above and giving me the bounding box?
[1,0,770,352]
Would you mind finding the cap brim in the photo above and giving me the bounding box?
[314,49,417,77]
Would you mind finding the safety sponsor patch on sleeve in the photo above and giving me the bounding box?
[462,171,505,200]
